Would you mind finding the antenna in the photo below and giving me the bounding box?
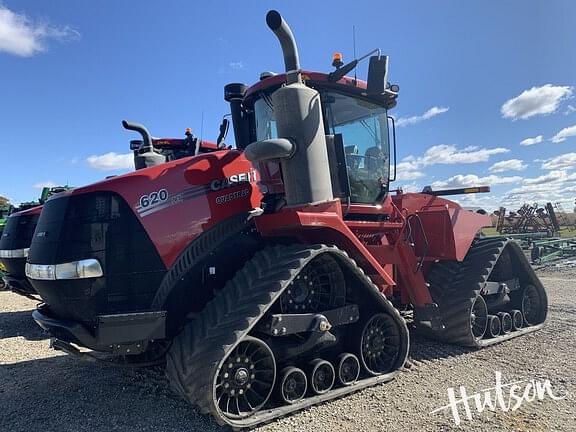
[352,25,357,81]
[200,110,204,142]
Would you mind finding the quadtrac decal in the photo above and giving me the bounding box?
[134,169,258,217]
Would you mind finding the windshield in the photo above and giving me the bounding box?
[324,91,390,203]
[252,88,390,204]
[255,95,278,141]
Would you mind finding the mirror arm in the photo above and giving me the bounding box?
[388,116,397,181]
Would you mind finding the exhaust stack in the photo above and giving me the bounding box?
[245,10,333,207]
[122,120,166,170]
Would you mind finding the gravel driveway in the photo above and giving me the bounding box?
[1,270,573,432]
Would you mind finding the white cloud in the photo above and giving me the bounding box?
[0,5,79,57]
[519,135,543,146]
[541,152,576,170]
[33,181,57,189]
[550,124,576,143]
[523,170,576,185]
[431,174,522,189]
[417,144,509,166]
[501,84,573,120]
[396,106,449,127]
[395,161,425,181]
[87,152,133,171]
[565,105,576,115]
[489,159,526,173]
[229,61,244,70]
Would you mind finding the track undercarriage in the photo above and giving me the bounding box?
[166,244,409,428]
[425,237,548,347]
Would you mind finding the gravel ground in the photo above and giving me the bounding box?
[1,270,574,432]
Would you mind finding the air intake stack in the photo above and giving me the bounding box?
[245,10,333,207]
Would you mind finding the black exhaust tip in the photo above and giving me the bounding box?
[266,10,282,30]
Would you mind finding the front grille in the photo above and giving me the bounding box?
[0,212,39,276]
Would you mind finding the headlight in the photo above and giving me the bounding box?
[26,259,103,280]
[0,248,29,258]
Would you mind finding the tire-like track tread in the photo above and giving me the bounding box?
[426,238,548,347]
[166,244,409,429]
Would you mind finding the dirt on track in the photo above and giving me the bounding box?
[0,271,574,432]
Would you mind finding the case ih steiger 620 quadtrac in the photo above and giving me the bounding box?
[27,10,547,428]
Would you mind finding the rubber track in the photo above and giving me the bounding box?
[426,237,548,347]
[166,244,409,429]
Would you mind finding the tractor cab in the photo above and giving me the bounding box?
[251,81,393,205]
[226,50,399,211]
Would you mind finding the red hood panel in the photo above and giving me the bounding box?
[54,150,263,268]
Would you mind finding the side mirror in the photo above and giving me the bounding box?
[366,55,389,96]
[217,117,230,146]
[130,140,143,150]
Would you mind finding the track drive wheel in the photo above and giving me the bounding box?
[279,254,345,314]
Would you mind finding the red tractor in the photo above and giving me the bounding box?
[27,10,547,428]
[0,128,212,298]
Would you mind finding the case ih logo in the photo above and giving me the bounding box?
[210,169,258,191]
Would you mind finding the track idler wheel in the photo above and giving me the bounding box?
[510,309,524,330]
[486,315,501,338]
[497,312,513,334]
[470,295,488,342]
[336,353,360,386]
[308,359,335,395]
[214,336,276,420]
[278,367,307,404]
[359,313,403,376]
[520,284,544,326]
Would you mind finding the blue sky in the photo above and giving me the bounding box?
[1,1,575,211]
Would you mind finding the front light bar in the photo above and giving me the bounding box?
[0,248,29,258]
[26,259,103,280]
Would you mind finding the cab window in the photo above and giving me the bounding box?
[323,91,390,204]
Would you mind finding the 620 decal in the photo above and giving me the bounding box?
[139,189,168,208]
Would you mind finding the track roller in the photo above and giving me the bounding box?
[336,353,360,386]
[308,359,335,395]
[497,312,512,334]
[278,367,307,404]
[510,309,523,330]
[486,315,501,338]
